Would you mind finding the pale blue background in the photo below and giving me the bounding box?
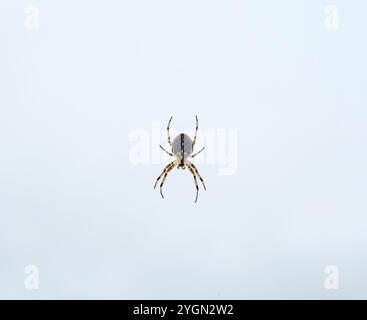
[0,0,366,299]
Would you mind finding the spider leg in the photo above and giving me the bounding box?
[190,147,205,158]
[187,164,199,203]
[154,161,175,189]
[187,161,206,190]
[159,162,175,199]
[192,115,198,148]
[160,145,173,156]
[166,116,173,146]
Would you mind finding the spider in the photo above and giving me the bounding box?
[154,116,206,203]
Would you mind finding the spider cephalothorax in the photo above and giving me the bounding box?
[154,116,206,203]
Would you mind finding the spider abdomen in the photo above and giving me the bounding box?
[171,133,193,159]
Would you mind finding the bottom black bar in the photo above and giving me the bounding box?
[1,300,364,318]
